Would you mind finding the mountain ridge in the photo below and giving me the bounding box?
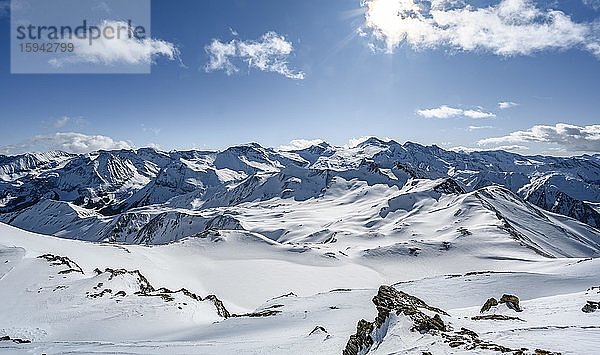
[1,139,599,247]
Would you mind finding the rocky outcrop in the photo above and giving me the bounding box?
[38,254,83,274]
[582,301,599,313]
[433,178,466,195]
[344,286,556,355]
[92,267,231,318]
[343,286,448,355]
[480,297,499,313]
[308,325,331,340]
[0,335,31,344]
[479,294,522,313]
[344,319,375,355]
[500,294,522,312]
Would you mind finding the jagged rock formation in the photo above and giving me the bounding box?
[480,297,499,313]
[343,286,558,355]
[38,254,83,274]
[92,267,231,318]
[343,285,448,355]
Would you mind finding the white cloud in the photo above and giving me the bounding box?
[450,145,530,153]
[417,105,495,119]
[0,132,133,155]
[417,105,463,118]
[468,125,494,131]
[463,109,496,119]
[361,0,600,58]
[498,101,518,109]
[52,116,87,129]
[205,31,305,80]
[205,40,238,75]
[478,123,600,152]
[49,20,180,67]
[278,139,325,151]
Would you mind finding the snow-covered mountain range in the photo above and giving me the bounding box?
[1,139,599,354]
[1,138,600,245]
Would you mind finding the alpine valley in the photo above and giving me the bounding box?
[1,138,599,354]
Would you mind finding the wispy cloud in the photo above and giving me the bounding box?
[463,109,496,119]
[51,116,87,129]
[49,20,180,67]
[468,125,494,131]
[361,0,600,59]
[478,123,600,152]
[417,105,495,119]
[141,124,161,135]
[498,101,518,109]
[205,31,305,80]
[0,132,133,155]
[450,145,530,153]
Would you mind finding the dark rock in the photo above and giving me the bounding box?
[204,294,231,318]
[414,313,446,333]
[458,227,472,236]
[87,288,112,299]
[457,327,479,339]
[500,294,522,312]
[0,335,32,344]
[343,319,374,355]
[534,349,561,355]
[343,286,559,355]
[308,326,328,336]
[480,297,499,313]
[37,254,83,274]
[343,286,448,355]
[582,301,600,313]
[94,267,231,318]
[433,178,466,195]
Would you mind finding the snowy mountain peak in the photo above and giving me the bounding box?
[1,139,599,247]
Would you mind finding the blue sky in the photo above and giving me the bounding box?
[0,0,599,155]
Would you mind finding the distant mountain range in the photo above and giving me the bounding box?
[2,139,600,354]
[0,138,599,248]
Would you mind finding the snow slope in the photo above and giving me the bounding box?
[2,140,600,232]
[1,140,600,354]
[1,223,599,354]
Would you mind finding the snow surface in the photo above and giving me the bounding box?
[1,141,600,354]
[1,220,599,354]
